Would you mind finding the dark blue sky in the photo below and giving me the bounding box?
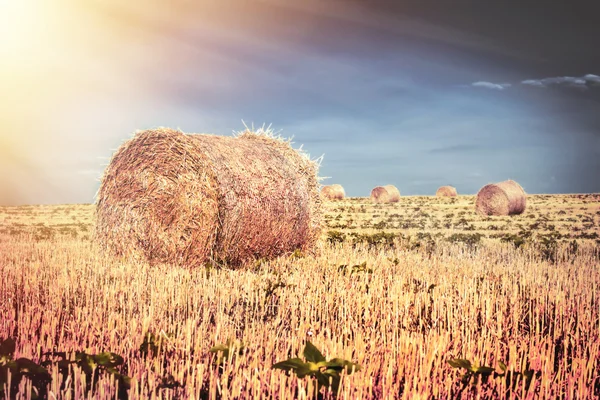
[1,0,599,205]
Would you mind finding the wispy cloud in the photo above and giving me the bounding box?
[472,81,511,90]
[470,74,600,91]
[521,75,591,89]
[521,79,545,88]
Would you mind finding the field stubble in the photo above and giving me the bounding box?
[0,194,599,399]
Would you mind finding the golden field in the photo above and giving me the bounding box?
[0,194,599,399]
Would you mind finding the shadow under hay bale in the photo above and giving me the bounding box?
[475,179,527,216]
[321,184,345,201]
[436,186,458,197]
[370,185,400,204]
[95,127,322,267]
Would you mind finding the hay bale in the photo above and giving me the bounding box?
[436,185,458,197]
[475,180,526,216]
[370,185,400,203]
[95,127,322,267]
[321,184,345,200]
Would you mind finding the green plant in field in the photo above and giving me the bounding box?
[387,257,400,266]
[327,230,346,244]
[448,358,539,396]
[272,341,361,396]
[138,332,185,394]
[139,330,174,357]
[42,350,130,399]
[535,232,561,263]
[446,233,483,247]
[338,261,373,275]
[0,337,51,399]
[349,231,398,248]
[576,231,599,240]
[263,278,295,299]
[210,339,245,366]
[290,248,306,259]
[448,358,496,383]
[406,232,437,256]
[500,233,526,248]
[1,335,130,400]
[253,257,270,269]
[454,217,475,230]
[373,220,388,229]
[156,374,183,391]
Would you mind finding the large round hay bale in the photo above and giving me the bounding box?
[436,185,458,197]
[95,127,322,267]
[370,185,400,203]
[321,184,345,200]
[475,180,526,216]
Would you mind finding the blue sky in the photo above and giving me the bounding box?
[1,0,599,205]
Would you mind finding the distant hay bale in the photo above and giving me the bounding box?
[436,186,458,197]
[370,185,400,203]
[321,184,345,200]
[475,180,527,216]
[95,127,322,267]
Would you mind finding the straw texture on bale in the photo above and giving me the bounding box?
[436,186,458,197]
[321,184,345,200]
[95,127,322,267]
[370,185,400,203]
[475,180,527,216]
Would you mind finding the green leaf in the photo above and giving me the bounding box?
[322,368,341,378]
[157,374,182,390]
[303,341,326,363]
[57,360,71,371]
[14,358,49,375]
[327,358,362,374]
[473,366,495,375]
[139,333,159,355]
[93,352,124,368]
[209,344,229,353]
[74,353,95,374]
[0,338,16,358]
[315,372,333,388]
[498,361,507,372]
[523,369,534,380]
[112,372,131,390]
[448,359,472,370]
[210,340,244,355]
[296,363,317,378]
[272,358,307,372]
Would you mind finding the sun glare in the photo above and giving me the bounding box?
[0,1,39,55]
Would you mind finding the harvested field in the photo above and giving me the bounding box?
[0,193,599,399]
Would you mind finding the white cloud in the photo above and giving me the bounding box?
[471,81,511,90]
[521,74,599,89]
[522,79,545,87]
[584,74,600,84]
